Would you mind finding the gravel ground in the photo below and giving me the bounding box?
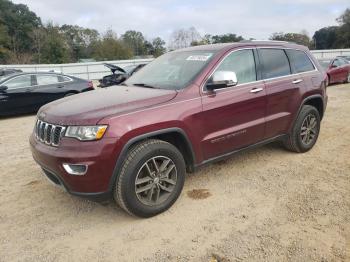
[0,84,349,262]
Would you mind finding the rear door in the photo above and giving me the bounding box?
[0,75,36,115]
[258,48,306,139]
[285,49,317,89]
[200,48,267,160]
[32,74,67,108]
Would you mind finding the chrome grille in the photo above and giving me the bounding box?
[35,120,66,146]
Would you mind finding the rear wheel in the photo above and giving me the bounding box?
[347,72,350,83]
[283,105,320,153]
[114,139,186,217]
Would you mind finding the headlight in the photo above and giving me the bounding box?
[65,125,108,141]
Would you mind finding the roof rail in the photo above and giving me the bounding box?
[240,40,290,43]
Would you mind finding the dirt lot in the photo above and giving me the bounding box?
[0,84,349,262]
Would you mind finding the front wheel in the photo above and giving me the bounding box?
[114,139,186,217]
[283,105,321,153]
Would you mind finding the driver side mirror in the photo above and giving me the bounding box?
[0,86,8,92]
[331,64,337,68]
[206,71,238,91]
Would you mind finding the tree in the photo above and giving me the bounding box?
[0,23,10,63]
[151,37,166,57]
[169,27,201,50]
[270,32,311,47]
[93,29,133,61]
[313,27,339,49]
[211,33,244,43]
[0,0,41,63]
[40,23,70,64]
[335,8,350,48]
[60,24,99,61]
[122,30,147,56]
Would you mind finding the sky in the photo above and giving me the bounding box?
[12,0,350,43]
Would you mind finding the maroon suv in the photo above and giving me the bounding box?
[30,41,327,217]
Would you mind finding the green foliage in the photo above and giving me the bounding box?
[92,30,133,61]
[270,32,311,47]
[122,30,147,56]
[60,24,99,62]
[313,8,350,49]
[313,27,339,49]
[191,33,244,46]
[212,33,244,43]
[151,37,166,57]
[0,0,41,62]
[40,23,70,64]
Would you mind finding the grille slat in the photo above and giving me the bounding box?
[35,119,65,147]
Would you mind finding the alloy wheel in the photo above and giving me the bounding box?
[300,114,318,146]
[135,156,177,206]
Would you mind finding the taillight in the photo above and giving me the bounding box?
[88,81,94,89]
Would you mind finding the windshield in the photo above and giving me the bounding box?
[125,50,216,90]
[318,60,330,70]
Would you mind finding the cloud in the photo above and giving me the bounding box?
[11,0,349,43]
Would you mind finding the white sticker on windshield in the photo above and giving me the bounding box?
[186,55,212,61]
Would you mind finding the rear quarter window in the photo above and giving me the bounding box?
[286,50,315,73]
[259,49,291,79]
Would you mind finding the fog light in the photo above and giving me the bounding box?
[63,164,88,176]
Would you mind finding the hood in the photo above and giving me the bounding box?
[104,63,126,74]
[38,86,177,125]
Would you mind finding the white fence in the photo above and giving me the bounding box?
[0,59,153,80]
[310,49,350,59]
[1,49,350,80]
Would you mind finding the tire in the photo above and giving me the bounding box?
[114,139,186,218]
[283,105,321,153]
[346,72,350,83]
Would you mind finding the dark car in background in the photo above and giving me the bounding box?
[0,68,22,80]
[0,72,94,116]
[318,57,350,85]
[98,63,146,87]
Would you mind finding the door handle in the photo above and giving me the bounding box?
[250,87,263,93]
[292,79,303,84]
[57,85,64,88]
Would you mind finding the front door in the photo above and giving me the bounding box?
[200,49,266,160]
[0,75,36,115]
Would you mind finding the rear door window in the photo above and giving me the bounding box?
[5,75,32,89]
[37,75,59,85]
[286,50,315,73]
[259,49,291,79]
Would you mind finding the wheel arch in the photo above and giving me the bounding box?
[302,95,325,120]
[108,128,196,191]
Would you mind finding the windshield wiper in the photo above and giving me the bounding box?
[132,83,160,89]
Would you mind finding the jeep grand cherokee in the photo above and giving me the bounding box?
[30,41,327,217]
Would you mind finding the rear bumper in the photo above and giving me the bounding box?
[30,133,120,201]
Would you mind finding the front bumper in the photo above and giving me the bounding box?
[30,133,120,201]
